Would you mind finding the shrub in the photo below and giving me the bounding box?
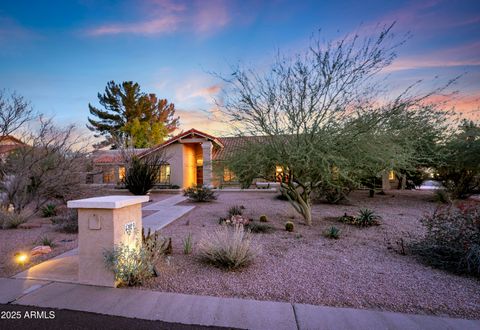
[142,228,172,256]
[259,215,268,222]
[227,205,244,217]
[0,211,27,229]
[285,221,294,232]
[183,186,217,202]
[433,189,450,204]
[197,224,257,269]
[339,209,381,227]
[104,239,161,287]
[124,157,161,195]
[410,203,480,277]
[40,236,56,248]
[183,233,193,255]
[247,222,274,234]
[41,204,57,217]
[52,210,78,233]
[355,208,381,227]
[323,226,340,239]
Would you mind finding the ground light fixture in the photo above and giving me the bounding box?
[14,252,29,265]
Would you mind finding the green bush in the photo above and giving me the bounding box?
[259,215,268,222]
[0,211,27,229]
[41,204,57,217]
[339,209,381,227]
[52,210,78,233]
[355,208,381,227]
[40,236,56,248]
[227,205,244,217]
[433,189,450,204]
[410,202,480,277]
[323,226,340,239]
[183,186,217,202]
[197,224,257,269]
[285,221,294,232]
[247,222,274,234]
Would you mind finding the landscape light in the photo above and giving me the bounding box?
[15,252,28,265]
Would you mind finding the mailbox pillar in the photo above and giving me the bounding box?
[67,195,149,287]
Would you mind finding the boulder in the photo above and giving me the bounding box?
[18,223,42,229]
[31,245,52,256]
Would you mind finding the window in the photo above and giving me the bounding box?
[223,167,236,182]
[118,166,126,181]
[388,170,395,181]
[156,164,171,184]
[103,167,115,183]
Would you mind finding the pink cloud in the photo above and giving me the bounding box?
[87,16,180,36]
[85,0,232,37]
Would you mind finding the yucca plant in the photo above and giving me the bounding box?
[41,204,57,217]
[323,226,340,239]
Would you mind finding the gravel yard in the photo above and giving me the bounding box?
[145,190,480,319]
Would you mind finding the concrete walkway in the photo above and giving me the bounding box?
[142,194,195,232]
[1,278,478,330]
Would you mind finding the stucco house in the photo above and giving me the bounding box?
[0,135,26,161]
[90,129,242,188]
[90,128,406,191]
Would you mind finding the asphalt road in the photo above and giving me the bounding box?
[0,304,235,330]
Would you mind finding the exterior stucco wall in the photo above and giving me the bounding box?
[164,143,184,187]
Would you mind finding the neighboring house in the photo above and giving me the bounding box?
[90,129,246,188]
[0,135,26,161]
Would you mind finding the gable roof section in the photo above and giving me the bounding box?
[93,148,149,164]
[140,128,224,158]
[0,135,26,155]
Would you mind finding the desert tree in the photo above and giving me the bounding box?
[219,23,453,225]
[0,117,88,215]
[0,89,36,136]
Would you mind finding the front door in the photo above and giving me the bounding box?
[196,166,203,186]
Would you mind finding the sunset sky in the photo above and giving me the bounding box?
[0,0,479,137]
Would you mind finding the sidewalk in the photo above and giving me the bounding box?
[1,278,478,330]
[142,194,195,232]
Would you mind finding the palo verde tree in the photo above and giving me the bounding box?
[220,23,452,225]
[87,81,179,148]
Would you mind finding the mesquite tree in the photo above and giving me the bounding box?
[220,24,451,225]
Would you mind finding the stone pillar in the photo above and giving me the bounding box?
[202,141,213,187]
[67,195,149,287]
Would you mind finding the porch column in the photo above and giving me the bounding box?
[202,141,213,187]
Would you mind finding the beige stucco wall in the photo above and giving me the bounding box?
[164,143,183,187]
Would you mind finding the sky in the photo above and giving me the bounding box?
[0,0,479,138]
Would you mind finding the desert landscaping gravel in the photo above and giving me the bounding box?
[145,190,480,319]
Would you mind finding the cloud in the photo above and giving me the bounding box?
[85,0,232,37]
[383,41,480,72]
[87,16,180,36]
[0,16,35,44]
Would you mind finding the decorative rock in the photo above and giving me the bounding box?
[18,223,42,229]
[31,245,52,256]
[226,215,250,226]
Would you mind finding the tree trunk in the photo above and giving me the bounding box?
[281,182,313,226]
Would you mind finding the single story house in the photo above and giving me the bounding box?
[90,129,243,188]
[90,128,404,191]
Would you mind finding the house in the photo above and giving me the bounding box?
[91,129,245,188]
[91,128,408,191]
[0,135,26,161]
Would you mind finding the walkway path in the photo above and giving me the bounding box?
[1,278,478,330]
[142,194,195,232]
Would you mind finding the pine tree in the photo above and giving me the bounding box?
[87,81,179,148]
